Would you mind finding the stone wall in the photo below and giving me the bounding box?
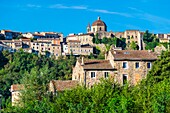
[114,60,152,85]
[85,70,114,87]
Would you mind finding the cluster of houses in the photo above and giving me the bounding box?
[0,17,169,106]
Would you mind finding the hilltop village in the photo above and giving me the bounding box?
[0,17,170,108]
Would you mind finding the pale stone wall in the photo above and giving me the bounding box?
[80,47,93,55]
[72,61,84,84]
[12,91,22,106]
[114,60,152,85]
[78,35,93,45]
[91,26,106,33]
[85,71,114,87]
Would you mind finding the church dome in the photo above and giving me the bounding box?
[92,17,106,26]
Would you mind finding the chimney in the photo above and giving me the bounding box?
[81,57,84,65]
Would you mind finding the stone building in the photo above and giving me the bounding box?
[87,17,107,33]
[80,44,93,55]
[66,33,94,45]
[115,30,144,50]
[10,84,24,106]
[10,80,78,106]
[30,38,61,58]
[72,50,157,87]
[72,58,115,87]
[65,40,93,56]
[67,40,81,55]
[1,30,21,40]
[107,50,157,85]
[49,80,79,95]
[1,40,22,50]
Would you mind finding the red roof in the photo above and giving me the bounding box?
[92,17,106,26]
[111,50,157,61]
[11,84,24,92]
[51,80,78,91]
[68,40,81,43]
[79,59,115,70]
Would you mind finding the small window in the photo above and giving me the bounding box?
[93,28,95,32]
[91,72,96,78]
[99,27,102,31]
[104,72,109,78]
[123,62,128,69]
[135,62,139,68]
[123,74,128,85]
[147,62,151,69]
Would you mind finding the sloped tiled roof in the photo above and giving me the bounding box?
[79,59,114,70]
[111,50,157,61]
[11,84,24,92]
[68,40,81,43]
[51,80,78,91]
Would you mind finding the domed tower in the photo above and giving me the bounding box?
[87,23,91,33]
[91,17,107,33]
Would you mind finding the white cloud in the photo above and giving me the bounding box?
[49,4,131,17]
[27,4,41,8]
[127,7,170,33]
[89,9,132,17]
[49,4,87,10]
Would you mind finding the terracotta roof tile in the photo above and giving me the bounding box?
[79,59,114,70]
[68,40,81,43]
[11,84,24,92]
[92,17,106,26]
[51,80,78,91]
[111,50,157,61]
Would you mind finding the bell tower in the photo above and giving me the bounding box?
[87,23,91,33]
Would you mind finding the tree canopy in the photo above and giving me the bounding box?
[1,50,170,112]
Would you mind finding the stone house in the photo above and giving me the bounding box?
[1,40,22,50]
[1,30,21,40]
[107,50,157,85]
[49,80,79,95]
[80,44,93,55]
[30,40,61,58]
[72,50,157,86]
[115,30,144,50]
[11,80,78,106]
[10,84,24,106]
[66,33,94,45]
[72,57,116,87]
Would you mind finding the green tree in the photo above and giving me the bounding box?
[129,41,138,50]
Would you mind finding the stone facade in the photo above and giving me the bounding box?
[88,17,107,33]
[72,50,157,87]
[30,38,61,58]
[66,33,94,45]
[72,58,115,87]
[106,50,157,85]
[10,84,24,106]
[115,30,144,50]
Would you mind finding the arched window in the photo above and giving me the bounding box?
[99,27,102,31]
[93,28,95,32]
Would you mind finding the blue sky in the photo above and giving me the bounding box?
[1,0,170,36]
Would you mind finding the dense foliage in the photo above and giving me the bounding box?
[0,51,76,100]
[143,30,159,50]
[92,34,126,50]
[1,50,170,112]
